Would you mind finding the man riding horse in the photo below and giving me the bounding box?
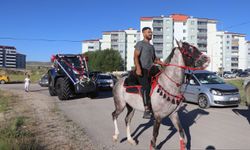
[134,27,164,119]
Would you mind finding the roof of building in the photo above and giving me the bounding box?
[82,39,100,42]
[0,45,16,49]
[140,14,217,22]
[225,32,246,37]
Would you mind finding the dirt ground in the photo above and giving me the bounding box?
[0,89,97,150]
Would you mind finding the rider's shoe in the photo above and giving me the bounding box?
[143,108,152,119]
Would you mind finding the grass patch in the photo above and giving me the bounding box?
[0,90,43,150]
[0,116,43,150]
[0,91,11,112]
[225,79,246,105]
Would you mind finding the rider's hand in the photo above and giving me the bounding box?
[136,68,142,76]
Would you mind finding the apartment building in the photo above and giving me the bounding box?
[0,45,17,68]
[210,32,248,72]
[82,28,140,71]
[140,14,217,60]
[247,41,250,68]
[16,53,26,69]
[82,39,101,54]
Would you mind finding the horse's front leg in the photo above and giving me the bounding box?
[170,112,186,150]
[125,104,136,145]
[150,116,161,150]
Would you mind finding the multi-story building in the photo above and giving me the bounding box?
[82,39,101,54]
[210,32,248,72]
[16,53,26,69]
[140,14,217,60]
[0,45,17,68]
[247,41,250,69]
[0,45,26,69]
[82,28,140,71]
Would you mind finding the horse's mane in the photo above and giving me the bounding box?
[164,47,176,64]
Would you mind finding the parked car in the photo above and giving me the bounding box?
[237,71,249,78]
[243,78,250,105]
[96,73,117,90]
[89,71,102,80]
[224,72,237,78]
[181,70,240,108]
[0,75,10,84]
[39,74,49,87]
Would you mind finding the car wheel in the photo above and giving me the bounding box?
[0,80,5,84]
[245,84,250,106]
[198,94,210,109]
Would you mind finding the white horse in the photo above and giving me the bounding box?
[112,41,210,150]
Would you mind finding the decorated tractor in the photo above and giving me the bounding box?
[48,54,98,100]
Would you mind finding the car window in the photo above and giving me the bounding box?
[195,73,225,84]
[185,74,199,85]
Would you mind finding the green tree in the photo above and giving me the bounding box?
[84,49,124,72]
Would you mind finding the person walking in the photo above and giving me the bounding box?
[24,74,31,92]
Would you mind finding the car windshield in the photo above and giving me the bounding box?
[98,75,112,79]
[195,73,225,84]
[64,57,85,68]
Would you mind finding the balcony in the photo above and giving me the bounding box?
[153,30,163,35]
[153,23,163,27]
[153,38,163,43]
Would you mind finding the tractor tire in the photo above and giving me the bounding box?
[48,73,57,96]
[56,77,73,100]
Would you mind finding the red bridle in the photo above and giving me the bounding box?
[154,46,208,102]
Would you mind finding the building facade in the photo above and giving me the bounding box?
[16,53,26,69]
[247,41,250,69]
[210,32,248,72]
[82,28,140,71]
[82,39,101,54]
[0,45,17,68]
[140,14,217,61]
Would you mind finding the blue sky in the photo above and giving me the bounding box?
[0,0,249,61]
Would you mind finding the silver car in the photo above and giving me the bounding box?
[181,70,240,108]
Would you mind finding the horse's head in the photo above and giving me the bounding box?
[176,40,210,69]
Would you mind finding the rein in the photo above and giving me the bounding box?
[154,47,206,102]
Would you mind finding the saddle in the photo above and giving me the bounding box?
[123,65,161,95]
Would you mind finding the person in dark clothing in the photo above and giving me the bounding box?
[134,27,164,119]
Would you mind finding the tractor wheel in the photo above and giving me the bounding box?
[56,77,73,100]
[48,74,57,96]
[0,80,5,84]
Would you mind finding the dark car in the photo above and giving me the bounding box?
[39,74,49,87]
[238,72,249,77]
[96,73,117,90]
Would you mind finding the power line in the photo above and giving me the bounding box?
[0,37,82,43]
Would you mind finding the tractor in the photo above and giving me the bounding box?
[48,54,98,100]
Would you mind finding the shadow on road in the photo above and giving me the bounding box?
[121,104,209,150]
[232,105,250,124]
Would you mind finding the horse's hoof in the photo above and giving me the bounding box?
[112,135,118,142]
[128,138,137,145]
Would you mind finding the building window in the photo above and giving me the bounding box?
[183,37,186,40]
[183,29,186,33]
[226,41,230,44]
[183,22,186,25]
[227,46,229,49]
[227,35,230,38]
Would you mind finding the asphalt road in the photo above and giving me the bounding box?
[1,84,250,150]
